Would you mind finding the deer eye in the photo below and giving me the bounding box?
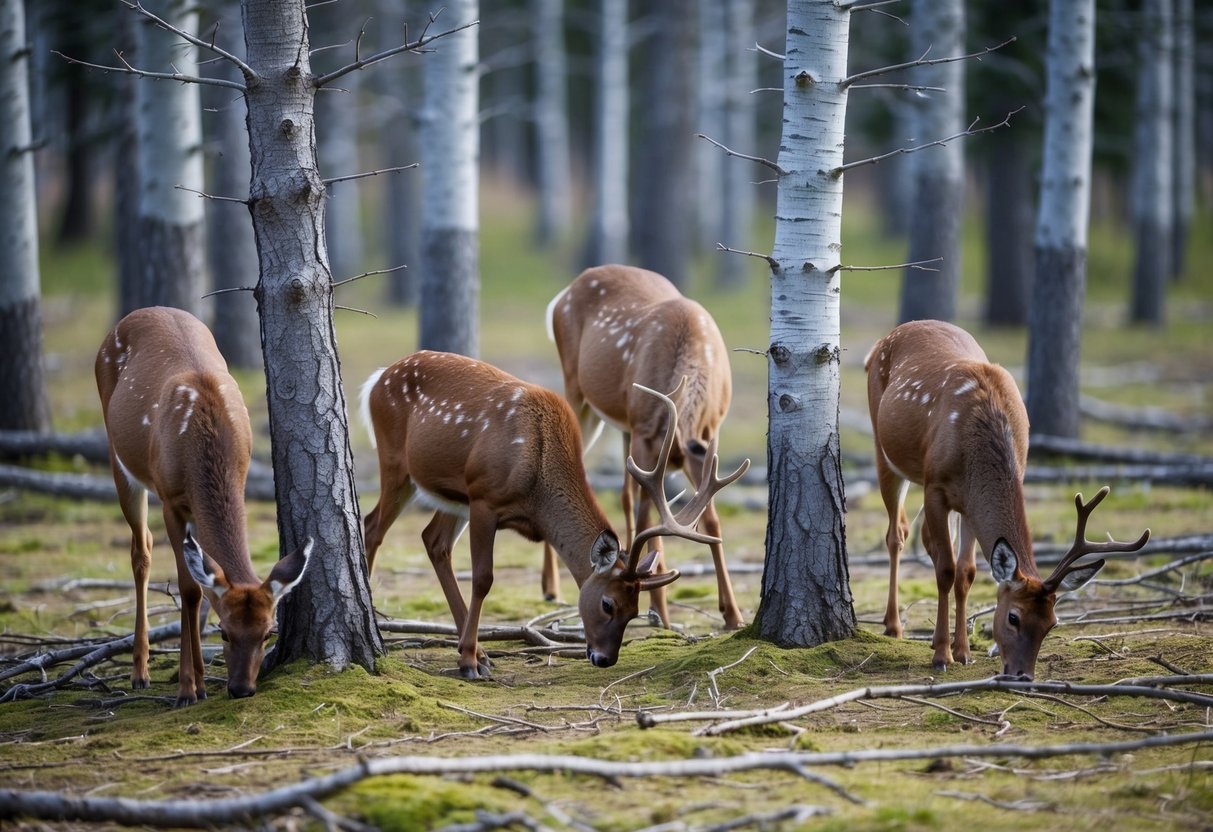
[1008,611,1021,628]
[602,598,614,616]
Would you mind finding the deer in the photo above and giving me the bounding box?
[95,307,312,706]
[865,319,1149,680]
[544,264,745,631]
[359,350,748,679]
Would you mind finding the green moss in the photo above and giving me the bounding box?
[345,775,509,831]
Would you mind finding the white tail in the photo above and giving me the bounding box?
[96,307,310,706]
[360,350,747,679]
[865,320,1148,679]
[545,265,745,629]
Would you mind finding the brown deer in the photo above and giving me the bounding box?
[544,264,744,630]
[96,307,311,706]
[865,320,1149,679]
[360,350,748,679]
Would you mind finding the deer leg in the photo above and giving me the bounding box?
[459,501,499,680]
[922,488,956,672]
[541,543,561,602]
[363,462,416,573]
[112,464,153,690]
[421,511,483,676]
[164,511,207,706]
[951,516,978,665]
[875,458,910,639]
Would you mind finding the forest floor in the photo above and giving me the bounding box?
[2,196,1212,830]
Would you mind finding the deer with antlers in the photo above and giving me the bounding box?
[865,320,1149,679]
[545,264,745,630]
[360,350,748,679]
[96,307,311,706]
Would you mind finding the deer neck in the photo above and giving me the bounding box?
[534,481,613,590]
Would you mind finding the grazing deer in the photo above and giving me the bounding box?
[96,307,311,706]
[865,320,1149,679]
[544,264,744,630]
[360,350,748,679]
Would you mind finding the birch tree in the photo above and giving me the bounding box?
[133,0,206,313]
[532,0,570,247]
[0,0,51,432]
[418,0,479,357]
[1026,0,1097,440]
[1171,0,1195,279]
[753,0,855,647]
[897,0,965,324]
[1129,0,1174,325]
[585,0,628,266]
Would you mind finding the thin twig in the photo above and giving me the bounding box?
[696,133,787,176]
[200,286,256,299]
[323,163,419,187]
[174,185,249,205]
[831,257,943,275]
[314,15,481,87]
[832,108,1023,176]
[52,50,246,92]
[842,37,1015,89]
[715,243,779,270]
[331,264,408,289]
[122,0,256,81]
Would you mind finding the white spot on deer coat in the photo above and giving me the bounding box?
[512,437,525,445]
[954,379,977,396]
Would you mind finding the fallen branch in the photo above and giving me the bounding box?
[1030,434,1213,467]
[2,731,1211,827]
[636,677,1213,735]
[0,462,276,502]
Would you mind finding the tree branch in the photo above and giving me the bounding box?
[842,37,1015,89]
[716,243,779,271]
[696,133,787,175]
[831,109,1022,176]
[830,257,943,275]
[314,14,481,88]
[52,49,247,92]
[174,185,249,205]
[323,163,419,187]
[122,0,257,84]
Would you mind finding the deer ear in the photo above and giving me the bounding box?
[266,537,313,600]
[590,530,621,575]
[1057,558,1104,594]
[990,539,1020,584]
[182,527,228,598]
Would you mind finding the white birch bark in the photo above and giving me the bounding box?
[317,79,364,284]
[135,0,207,313]
[695,1,725,251]
[1171,0,1195,278]
[532,0,571,246]
[753,0,855,647]
[1026,0,1097,440]
[241,0,383,670]
[587,0,628,266]
[418,0,479,356]
[0,0,50,431]
[1130,0,1174,324]
[717,0,757,291]
[897,0,965,323]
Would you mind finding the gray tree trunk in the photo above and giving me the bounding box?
[1026,0,1096,440]
[631,0,695,289]
[115,9,141,320]
[1129,0,1174,325]
[897,0,965,324]
[134,0,207,314]
[532,0,571,247]
[753,0,855,648]
[715,0,758,292]
[376,0,420,307]
[241,0,384,671]
[585,0,628,266]
[418,0,479,357]
[695,1,724,252]
[1171,0,1194,279]
[204,0,261,369]
[0,0,50,432]
[982,125,1034,327]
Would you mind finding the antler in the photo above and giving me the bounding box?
[623,379,751,577]
[1043,486,1151,591]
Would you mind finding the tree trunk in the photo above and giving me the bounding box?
[897,0,965,324]
[377,0,420,307]
[585,0,628,267]
[1171,0,1194,280]
[532,0,571,247]
[753,0,855,648]
[204,0,261,369]
[134,0,207,314]
[1026,0,1096,440]
[0,0,50,432]
[695,1,724,253]
[982,124,1034,327]
[418,0,479,357]
[115,8,141,319]
[241,0,384,671]
[715,0,758,292]
[631,0,695,289]
[1129,0,1174,325]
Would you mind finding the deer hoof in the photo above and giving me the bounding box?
[131,676,150,690]
[931,658,949,673]
[544,593,560,603]
[173,693,198,708]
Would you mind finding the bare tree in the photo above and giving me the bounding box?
[585,0,628,266]
[1026,0,1097,439]
[1129,0,1174,325]
[133,0,207,313]
[418,0,479,356]
[753,0,855,648]
[532,0,570,247]
[897,0,965,323]
[0,0,51,432]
